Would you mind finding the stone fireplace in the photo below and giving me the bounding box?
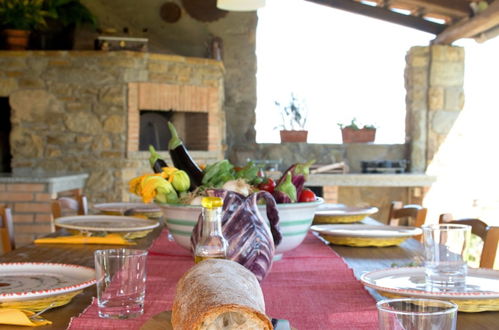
[0,51,225,243]
[127,82,222,154]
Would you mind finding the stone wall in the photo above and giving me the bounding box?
[74,2,407,174]
[232,143,406,174]
[405,45,464,172]
[0,51,224,203]
[79,0,258,164]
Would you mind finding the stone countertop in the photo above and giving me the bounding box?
[305,173,436,187]
[0,173,89,193]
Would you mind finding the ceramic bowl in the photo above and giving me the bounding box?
[158,198,324,256]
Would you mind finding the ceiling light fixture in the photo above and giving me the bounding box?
[216,0,266,11]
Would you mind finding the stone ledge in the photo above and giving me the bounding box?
[0,50,225,70]
[0,173,88,193]
[305,173,436,187]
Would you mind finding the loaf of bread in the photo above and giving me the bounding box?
[171,259,273,330]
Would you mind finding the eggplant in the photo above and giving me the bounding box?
[276,160,315,200]
[167,122,204,189]
[148,145,168,173]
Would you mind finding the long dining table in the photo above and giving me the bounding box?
[0,222,498,329]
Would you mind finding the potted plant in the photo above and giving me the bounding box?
[31,0,97,50]
[338,118,376,143]
[275,93,308,143]
[0,0,49,50]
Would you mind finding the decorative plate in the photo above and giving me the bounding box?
[0,263,95,302]
[313,204,378,224]
[93,202,162,218]
[54,215,160,232]
[310,224,421,247]
[360,267,499,312]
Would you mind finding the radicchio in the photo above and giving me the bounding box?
[191,189,281,281]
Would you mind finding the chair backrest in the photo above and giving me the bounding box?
[439,214,499,269]
[388,201,428,227]
[51,194,88,231]
[388,201,428,240]
[0,206,15,253]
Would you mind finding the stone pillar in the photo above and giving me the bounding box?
[405,45,464,172]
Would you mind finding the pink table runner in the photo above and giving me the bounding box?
[68,230,378,329]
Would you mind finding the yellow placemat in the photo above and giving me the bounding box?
[34,234,135,245]
[0,308,51,327]
[377,290,499,313]
[321,235,407,247]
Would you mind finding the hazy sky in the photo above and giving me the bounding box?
[256,0,434,143]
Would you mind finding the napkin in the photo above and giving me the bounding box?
[0,308,52,327]
[34,234,135,245]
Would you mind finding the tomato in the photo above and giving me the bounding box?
[298,188,316,202]
[257,178,276,194]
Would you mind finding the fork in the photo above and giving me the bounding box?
[29,303,55,321]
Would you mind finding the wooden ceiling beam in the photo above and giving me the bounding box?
[393,0,470,17]
[432,0,499,44]
[306,0,447,34]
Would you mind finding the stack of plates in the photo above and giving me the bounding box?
[94,202,163,219]
[0,263,95,311]
[361,267,499,312]
[313,204,379,224]
[310,224,422,247]
[54,215,160,239]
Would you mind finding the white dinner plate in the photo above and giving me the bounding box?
[54,215,160,232]
[315,204,379,216]
[313,204,379,224]
[0,262,96,302]
[360,267,499,299]
[310,224,422,238]
[93,202,161,214]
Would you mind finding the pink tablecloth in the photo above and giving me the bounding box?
[68,230,378,329]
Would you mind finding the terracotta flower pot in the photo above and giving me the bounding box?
[341,127,376,143]
[280,130,308,143]
[3,29,31,50]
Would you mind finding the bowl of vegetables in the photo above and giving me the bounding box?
[130,122,323,259]
[159,197,323,255]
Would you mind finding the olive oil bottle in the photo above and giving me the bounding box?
[194,197,228,263]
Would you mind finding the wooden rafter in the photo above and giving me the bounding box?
[394,0,470,17]
[433,0,499,44]
[306,0,448,34]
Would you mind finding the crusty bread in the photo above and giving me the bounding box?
[171,259,273,330]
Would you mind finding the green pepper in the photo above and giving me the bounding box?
[235,161,258,180]
[202,160,235,186]
[274,172,297,202]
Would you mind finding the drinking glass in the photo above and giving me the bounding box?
[377,298,457,330]
[422,224,471,292]
[94,249,148,319]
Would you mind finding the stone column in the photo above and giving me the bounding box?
[405,45,464,172]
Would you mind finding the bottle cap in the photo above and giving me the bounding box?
[201,196,223,209]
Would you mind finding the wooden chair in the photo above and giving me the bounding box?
[439,214,499,269]
[51,193,88,231]
[0,206,15,253]
[388,201,428,240]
